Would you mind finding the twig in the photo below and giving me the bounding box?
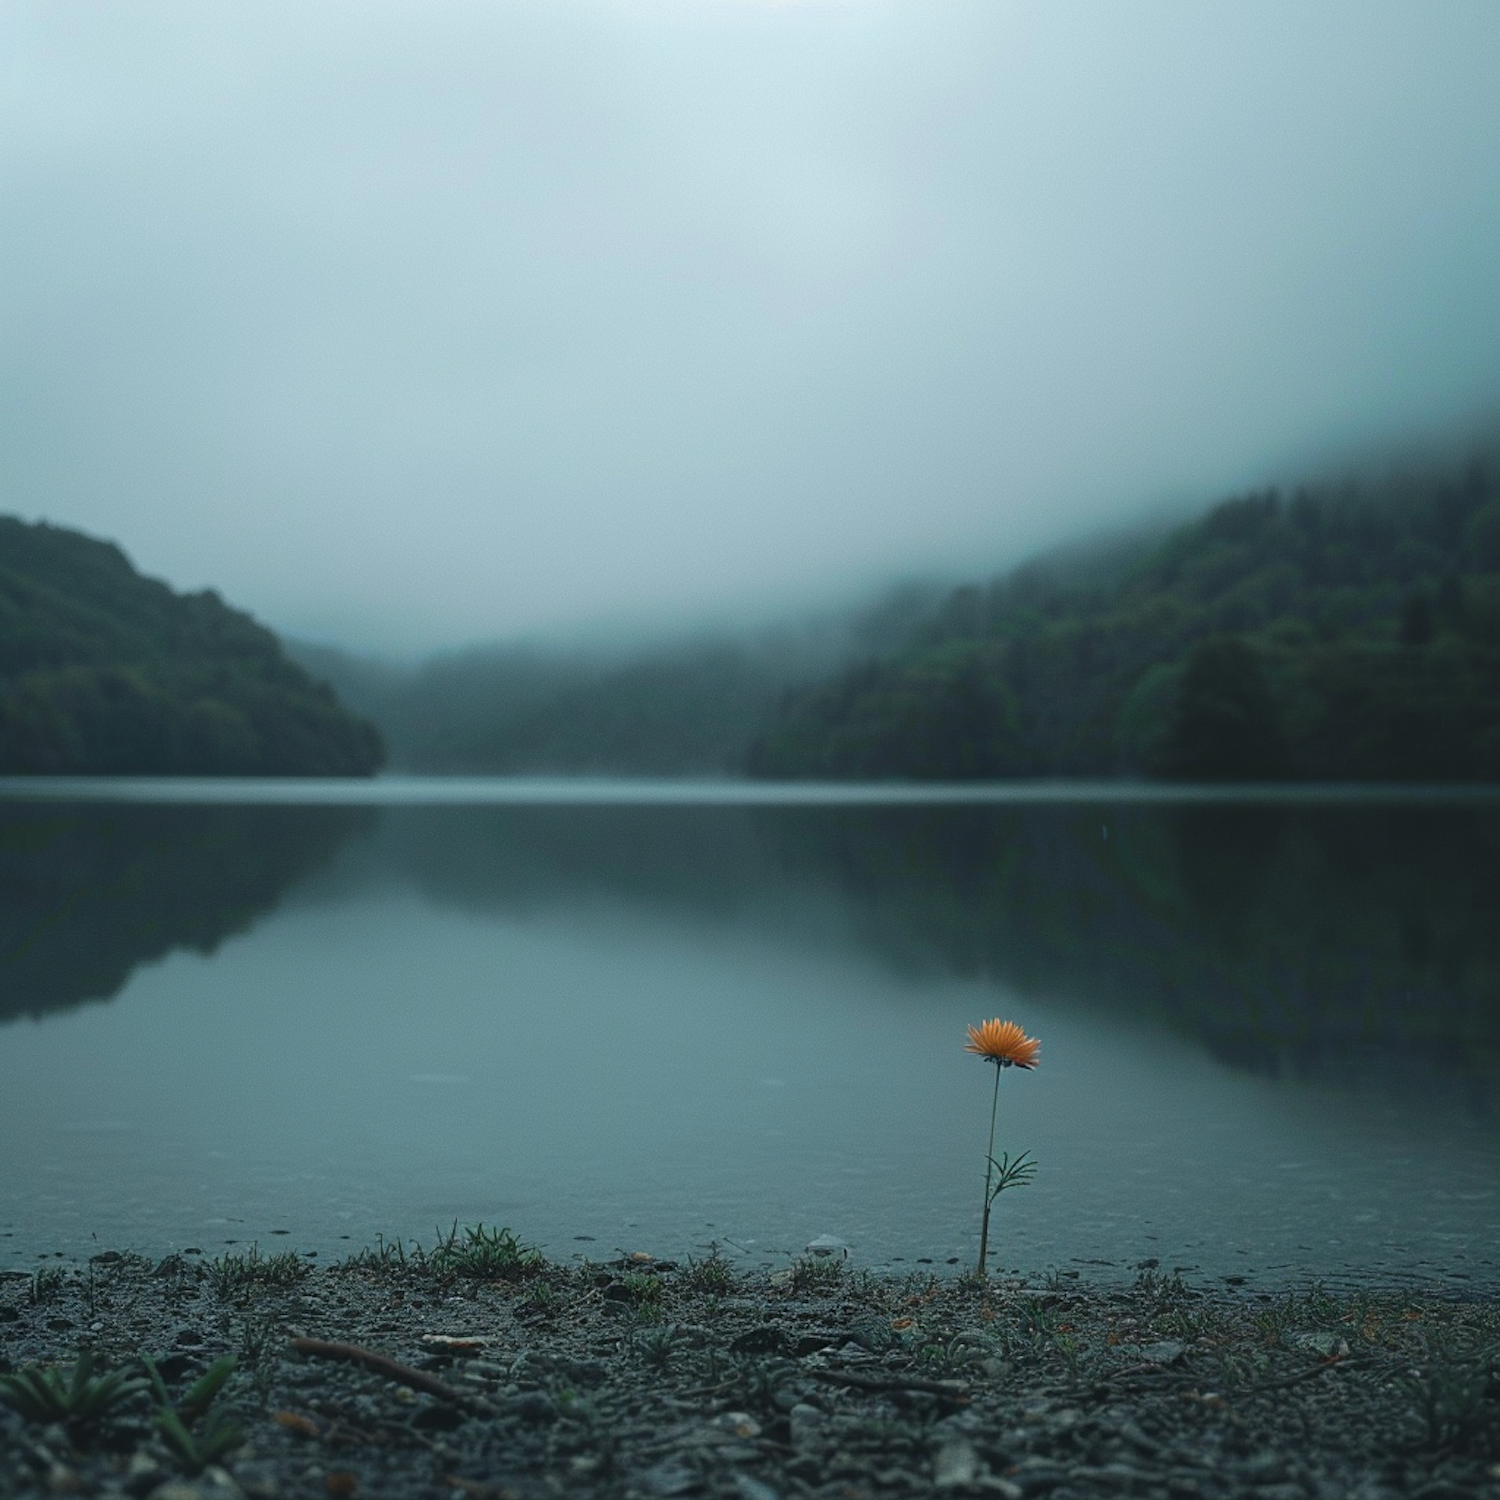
[288,1338,490,1412]
[1243,1354,1357,1394]
[807,1368,969,1399]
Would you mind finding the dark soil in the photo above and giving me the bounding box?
[2,1236,1498,1500]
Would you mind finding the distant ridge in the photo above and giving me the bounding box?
[0,517,383,775]
[749,447,1500,782]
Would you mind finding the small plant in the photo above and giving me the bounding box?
[0,1351,148,1429]
[1403,1336,1500,1449]
[629,1323,682,1369]
[620,1271,663,1305]
[963,1019,1040,1278]
[917,1334,992,1377]
[729,1356,797,1413]
[429,1223,544,1282]
[1132,1265,1189,1310]
[30,1265,66,1305]
[787,1255,845,1295]
[209,1245,311,1298]
[519,1279,561,1317]
[143,1354,244,1476]
[681,1246,736,1296]
[337,1233,414,1275]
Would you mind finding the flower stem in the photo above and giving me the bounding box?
[977,1059,1000,1278]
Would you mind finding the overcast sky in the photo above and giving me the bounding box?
[4,1,1500,654]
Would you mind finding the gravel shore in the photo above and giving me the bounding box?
[2,1231,1497,1500]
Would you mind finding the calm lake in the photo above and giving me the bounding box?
[2,779,1498,1291]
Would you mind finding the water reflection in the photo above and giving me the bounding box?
[1,789,1496,1283]
[0,802,373,1023]
[377,800,1500,1110]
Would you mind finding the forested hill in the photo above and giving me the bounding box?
[749,450,1500,781]
[290,585,940,775]
[0,518,383,775]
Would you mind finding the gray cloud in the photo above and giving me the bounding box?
[4,0,1499,652]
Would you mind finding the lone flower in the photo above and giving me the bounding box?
[967,1017,1039,1278]
[965,1019,1040,1070]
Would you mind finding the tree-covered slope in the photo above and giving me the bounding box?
[749,451,1500,781]
[290,584,941,774]
[0,518,383,774]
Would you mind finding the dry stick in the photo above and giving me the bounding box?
[807,1368,969,1399]
[288,1337,490,1412]
[1243,1354,1359,1395]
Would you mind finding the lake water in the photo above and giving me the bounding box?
[2,779,1498,1291]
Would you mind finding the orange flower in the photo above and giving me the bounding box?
[965,1019,1040,1070]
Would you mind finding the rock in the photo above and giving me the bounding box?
[639,1461,699,1496]
[710,1411,762,1440]
[788,1403,826,1449]
[793,1331,843,1356]
[496,1391,557,1424]
[804,1236,849,1259]
[934,1439,981,1488]
[1008,1458,1071,1496]
[1290,1331,1349,1359]
[148,1477,245,1500]
[731,1475,780,1500]
[1241,1454,1289,1483]
[731,1326,790,1355]
[1138,1339,1186,1366]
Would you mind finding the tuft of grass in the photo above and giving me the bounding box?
[336,1233,414,1276]
[680,1247,736,1297]
[29,1266,66,1305]
[619,1271,663,1305]
[209,1245,311,1298]
[519,1279,561,1317]
[1132,1265,1190,1310]
[786,1255,845,1295]
[429,1222,544,1282]
[0,1351,147,1429]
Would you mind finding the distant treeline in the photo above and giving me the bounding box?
[749,450,1500,781]
[292,586,940,775]
[0,518,383,775]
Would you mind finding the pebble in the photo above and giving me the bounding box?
[638,1461,697,1497]
[932,1439,980,1488]
[788,1403,826,1449]
[730,1476,779,1500]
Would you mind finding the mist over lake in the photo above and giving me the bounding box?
[2,783,1495,1290]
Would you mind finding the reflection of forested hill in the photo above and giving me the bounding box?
[0,802,373,1022]
[751,450,1500,780]
[0,517,383,774]
[378,800,1500,1105]
[758,803,1500,1106]
[13,795,1496,1103]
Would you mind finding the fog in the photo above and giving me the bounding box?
[3,1,1499,654]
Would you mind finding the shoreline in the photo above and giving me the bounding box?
[2,1230,1498,1500]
